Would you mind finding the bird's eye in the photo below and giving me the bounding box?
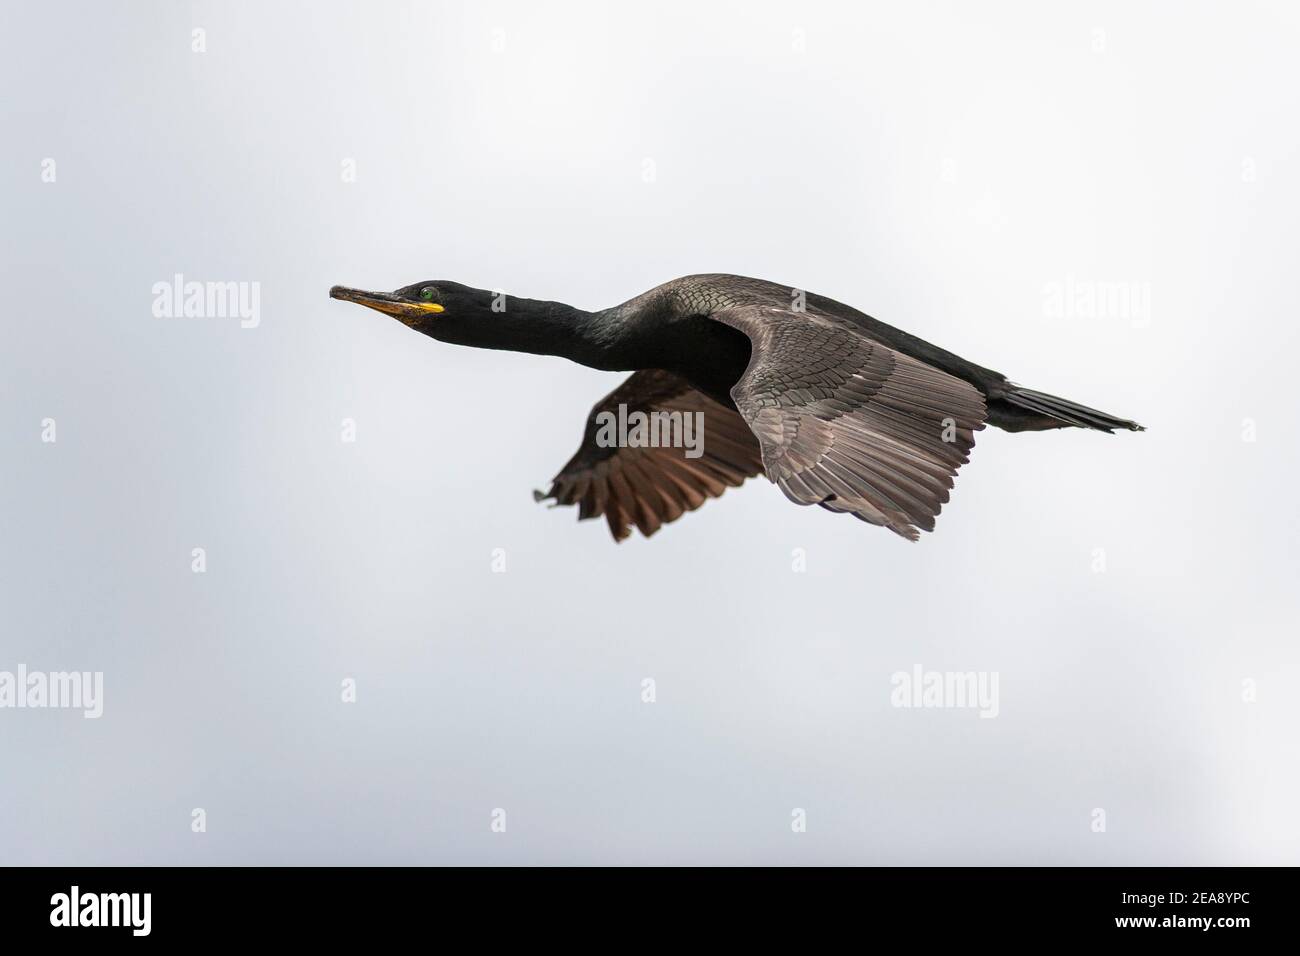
[420,287,435,301]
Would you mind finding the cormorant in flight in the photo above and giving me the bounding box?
[330,275,1141,541]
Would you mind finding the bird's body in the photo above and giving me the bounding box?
[331,274,1141,541]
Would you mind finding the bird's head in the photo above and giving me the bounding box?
[329,280,505,344]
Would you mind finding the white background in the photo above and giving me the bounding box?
[2,0,1297,864]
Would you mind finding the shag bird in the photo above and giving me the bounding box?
[330,275,1141,542]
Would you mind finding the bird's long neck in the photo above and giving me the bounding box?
[493,295,646,372]
[481,290,749,403]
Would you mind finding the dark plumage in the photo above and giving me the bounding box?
[330,274,1142,541]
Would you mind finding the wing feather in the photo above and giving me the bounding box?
[714,305,987,541]
[538,370,764,541]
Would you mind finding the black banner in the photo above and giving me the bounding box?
[0,867,1276,942]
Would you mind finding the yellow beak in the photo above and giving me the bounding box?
[329,286,444,326]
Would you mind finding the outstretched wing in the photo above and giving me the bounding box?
[537,370,764,541]
[715,305,987,540]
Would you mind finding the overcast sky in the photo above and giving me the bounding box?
[2,0,1297,864]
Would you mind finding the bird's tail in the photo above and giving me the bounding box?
[994,385,1144,433]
